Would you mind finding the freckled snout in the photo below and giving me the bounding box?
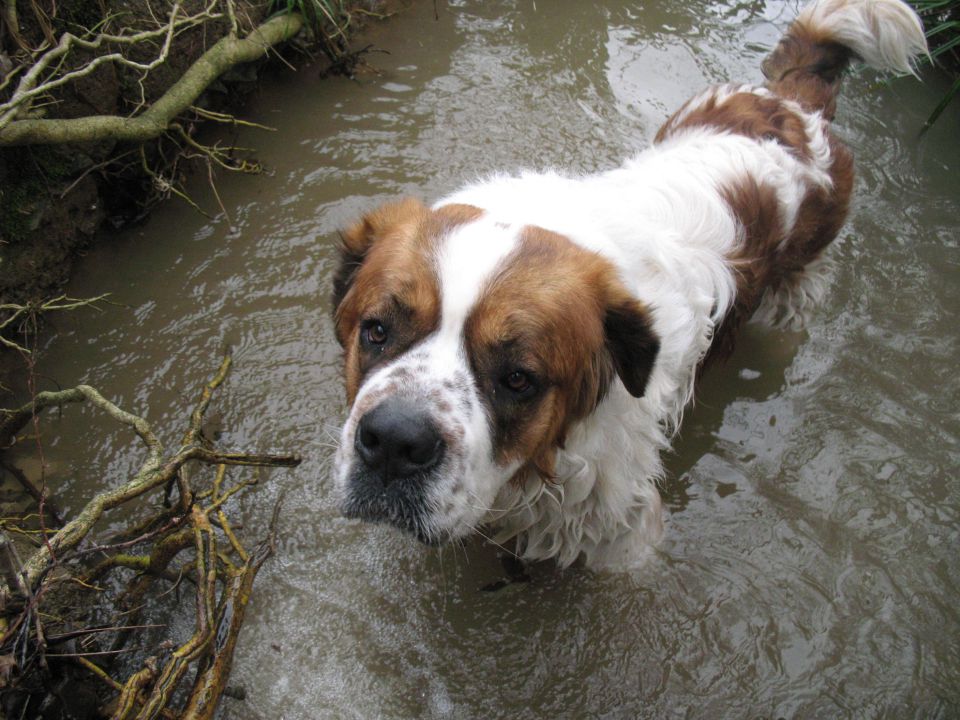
[355,398,445,483]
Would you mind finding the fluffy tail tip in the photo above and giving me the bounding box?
[797,0,930,77]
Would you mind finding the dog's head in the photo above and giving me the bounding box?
[330,198,659,544]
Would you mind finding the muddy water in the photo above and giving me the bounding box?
[8,0,960,716]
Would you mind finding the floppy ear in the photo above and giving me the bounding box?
[603,296,660,398]
[331,227,371,319]
[330,198,426,324]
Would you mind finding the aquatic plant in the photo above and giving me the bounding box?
[909,0,960,126]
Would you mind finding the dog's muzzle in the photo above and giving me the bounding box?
[340,396,449,543]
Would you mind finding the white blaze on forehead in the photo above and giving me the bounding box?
[335,215,522,540]
[435,216,520,340]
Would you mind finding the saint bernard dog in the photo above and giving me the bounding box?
[330,0,928,570]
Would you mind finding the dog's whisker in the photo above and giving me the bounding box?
[468,524,522,561]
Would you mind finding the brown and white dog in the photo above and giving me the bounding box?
[330,0,927,569]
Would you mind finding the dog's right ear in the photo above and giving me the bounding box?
[331,223,372,318]
[331,198,426,322]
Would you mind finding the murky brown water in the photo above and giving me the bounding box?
[5,0,959,716]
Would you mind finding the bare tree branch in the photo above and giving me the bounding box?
[1,355,300,594]
[0,2,216,127]
[0,11,305,146]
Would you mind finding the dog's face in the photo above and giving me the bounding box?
[331,198,659,544]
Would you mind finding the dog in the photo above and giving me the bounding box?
[330,0,928,570]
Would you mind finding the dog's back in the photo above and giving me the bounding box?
[654,0,927,356]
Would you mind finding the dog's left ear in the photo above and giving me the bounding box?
[603,295,660,398]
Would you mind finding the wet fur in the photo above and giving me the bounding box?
[330,0,927,569]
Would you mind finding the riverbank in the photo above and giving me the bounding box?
[0,0,388,319]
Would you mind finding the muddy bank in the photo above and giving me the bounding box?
[0,0,383,312]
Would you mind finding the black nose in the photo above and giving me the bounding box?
[355,399,444,482]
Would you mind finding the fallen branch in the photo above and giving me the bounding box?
[181,498,282,719]
[0,11,305,146]
[0,352,302,717]
[130,505,218,720]
[0,387,86,447]
[0,354,300,594]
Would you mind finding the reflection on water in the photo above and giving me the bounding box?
[6,0,959,716]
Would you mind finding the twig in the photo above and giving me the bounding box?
[0,294,110,355]
[172,122,262,174]
[59,149,137,198]
[2,363,300,594]
[182,352,231,449]
[0,63,26,96]
[46,647,139,658]
[140,144,210,217]
[188,105,276,131]
[135,506,217,719]
[181,495,283,719]
[112,657,158,720]
[75,655,123,691]
[225,0,238,35]
[81,657,179,720]
[211,464,247,562]
[46,624,165,645]
[73,516,185,560]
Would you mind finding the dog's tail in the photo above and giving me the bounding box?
[762,0,928,118]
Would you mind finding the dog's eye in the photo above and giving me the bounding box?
[362,320,388,346]
[502,370,534,396]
